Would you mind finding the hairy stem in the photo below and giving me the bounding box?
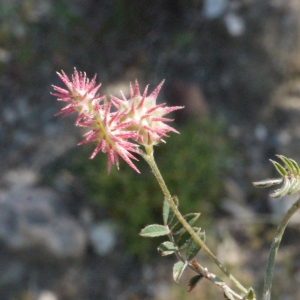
[169,234,243,299]
[141,151,248,295]
[192,261,244,299]
[262,196,300,300]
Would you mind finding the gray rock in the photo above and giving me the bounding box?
[89,221,118,256]
[0,187,87,260]
[202,0,228,19]
[37,290,58,300]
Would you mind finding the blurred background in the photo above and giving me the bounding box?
[1,0,300,299]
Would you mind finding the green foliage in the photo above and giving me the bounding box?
[253,155,300,198]
[157,241,177,256]
[188,275,204,292]
[244,288,256,300]
[185,229,206,261]
[140,224,170,237]
[65,119,230,256]
[173,261,187,283]
[171,213,201,235]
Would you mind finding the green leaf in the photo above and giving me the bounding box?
[186,230,206,261]
[173,261,187,282]
[278,155,297,175]
[224,290,235,300]
[243,288,255,300]
[163,196,178,225]
[289,158,300,175]
[157,241,177,256]
[269,177,290,199]
[188,275,203,292]
[270,159,287,176]
[163,197,171,225]
[175,227,203,250]
[252,178,283,188]
[140,224,170,237]
[171,213,201,235]
[176,230,194,250]
[288,177,300,195]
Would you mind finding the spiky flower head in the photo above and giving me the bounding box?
[52,68,105,124]
[52,69,140,173]
[78,101,140,173]
[111,80,184,151]
[52,69,183,172]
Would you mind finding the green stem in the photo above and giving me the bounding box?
[262,196,300,300]
[141,151,248,295]
[169,232,243,300]
[191,261,244,300]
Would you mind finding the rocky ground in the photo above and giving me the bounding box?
[1,0,300,299]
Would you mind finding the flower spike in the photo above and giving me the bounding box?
[111,80,184,147]
[52,68,105,124]
[53,70,183,172]
[52,69,141,173]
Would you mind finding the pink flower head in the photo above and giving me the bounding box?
[52,70,183,172]
[79,101,140,173]
[52,69,140,173]
[52,68,105,124]
[111,80,184,147]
